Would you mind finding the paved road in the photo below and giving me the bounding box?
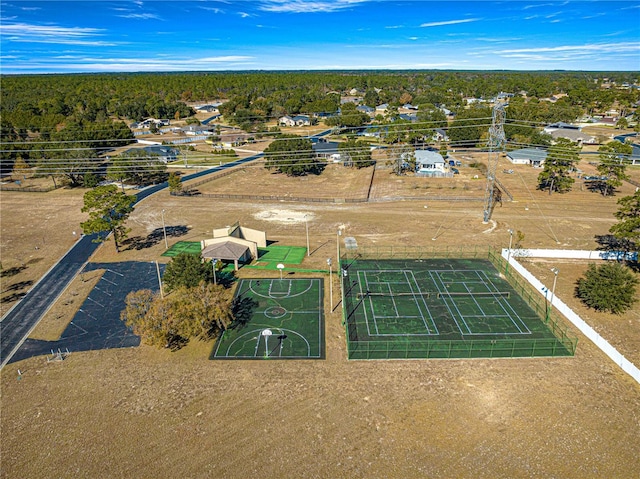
[0,154,261,368]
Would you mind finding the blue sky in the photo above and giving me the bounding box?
[1,0,639,73]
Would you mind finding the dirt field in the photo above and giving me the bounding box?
[1,156,639,478]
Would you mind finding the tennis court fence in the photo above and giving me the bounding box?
[341,246,578,359]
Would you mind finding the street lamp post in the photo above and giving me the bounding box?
[506,228,514,275]
[546,267,559,323]
[212,259,217,285]
[161,209,168,250]
[326,257,333,311]
[337,228,343,268]
[305,214,310,257]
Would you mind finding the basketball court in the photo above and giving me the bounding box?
[212,278,324,359]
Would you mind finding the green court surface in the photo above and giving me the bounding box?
[342,258,577,360]
[212,278,324,359]
[257,245,307,264]
[161,241,201,257]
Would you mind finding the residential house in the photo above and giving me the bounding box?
[279,115,311,127]
[219,132,251,148]
[195,105,220,113]
[433,128,449,142]
[137,118,171,129]
[356,105,375,116]
[506,148,548,167]
[544,122,580,132]
[548,128,597,145]
[312,138,341,162]
[376,103,390,113]
[414,150,448,177]
[398,113,417,122]
[182,125,214,136]
[122,145,179,163]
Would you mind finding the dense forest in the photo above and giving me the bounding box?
[1,70,638,181]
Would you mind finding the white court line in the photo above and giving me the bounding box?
[105,269,124,277]
[404,270,439,334]
[357,272,374,337]
[478,270,531,334]
[360,269,438,336]
[430,271,469,335]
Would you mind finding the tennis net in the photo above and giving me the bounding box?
[437,291,510,299]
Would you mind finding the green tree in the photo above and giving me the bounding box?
[168,172,182,194]
[575,262,638,314]
[610,190,640,245]
[597,141,632,196]
[121,282,235,350]
[327,103,368,128]
[264,137,323,176]
[107,150,168,187]
[616,117,628,130]
[439,143,448,159]
[448,106,491,147]
[339,139,374,168]
[172,282,233,338]
[162,253,208,292]
[537,139,580,195]
[81,185,135,252]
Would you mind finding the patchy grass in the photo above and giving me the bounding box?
[2,153,640,478]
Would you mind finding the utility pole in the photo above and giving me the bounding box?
[483,101,507,223]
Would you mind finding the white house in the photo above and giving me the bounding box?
[414,150,447,177]
[279,115,311,127]
[506,148,548,167]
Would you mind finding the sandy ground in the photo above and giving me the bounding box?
[1,156,639,478]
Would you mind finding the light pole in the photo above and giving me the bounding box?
[161,209,168,250]
[212,259,217,285]
[506,228,514,275]
[337,227,343,268]
[305,214,310,257]
[326,257,333,311]
[546,267,559,323]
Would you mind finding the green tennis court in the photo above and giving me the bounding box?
[212,278,324,359]
[161,241,201,257]
[257,245,307,264]
[342,258,577,360]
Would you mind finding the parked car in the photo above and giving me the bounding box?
[451,167,459,174]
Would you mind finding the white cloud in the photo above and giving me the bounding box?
[258,0,367,13]
[0,22,117,46]
[239,12,251,18]
[420,18,481,28]
[199,7,224,14]
[522,3,554,10]
[117,13,162,20]
[496,42,640,55]
[5,54,256,73]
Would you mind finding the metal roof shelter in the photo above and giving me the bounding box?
[201,241,251,271]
